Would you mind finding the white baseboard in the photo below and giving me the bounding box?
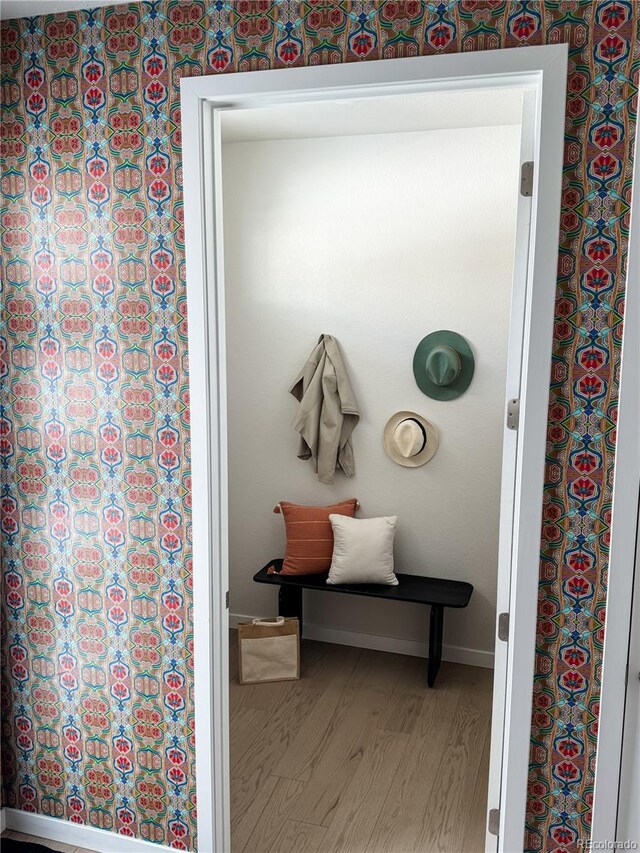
[4,808,176,853]
[230,612,494,669]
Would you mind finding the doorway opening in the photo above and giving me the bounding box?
[223,90,521,852]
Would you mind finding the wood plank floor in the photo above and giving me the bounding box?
[1,830,96,852]
[230,631,493,853]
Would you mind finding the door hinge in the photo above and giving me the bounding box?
[225,590,229,609]
[507,398,520,431]
[520,161,534,196]
[488,807,500,837]
[498,612,510,642]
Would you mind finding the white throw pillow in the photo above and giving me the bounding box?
[327,514,398,585]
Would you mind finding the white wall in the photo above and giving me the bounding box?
[222,124,521,663]
[617,501,640,841]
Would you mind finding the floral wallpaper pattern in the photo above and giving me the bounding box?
[0,2,638,851]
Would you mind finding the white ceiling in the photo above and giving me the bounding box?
[0,0,131,19]
[222,88,524,144]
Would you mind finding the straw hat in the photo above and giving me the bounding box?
[413,330,475,400]
[383,411,438,468]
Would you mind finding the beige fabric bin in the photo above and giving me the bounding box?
[237,617,300,684]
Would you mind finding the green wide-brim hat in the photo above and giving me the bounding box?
[413,330,475,401]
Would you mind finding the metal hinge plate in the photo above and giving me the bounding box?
[488,808,500,836]
[498,612,510,642]
[622,665,640,684]
[520,161,534,196]
[225,590,229,609]
[507,398,520,430]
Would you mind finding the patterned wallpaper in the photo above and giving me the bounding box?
[0,2,638,851]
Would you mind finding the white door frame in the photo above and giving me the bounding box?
[591,97,640,845]
[181,45,567,853]
[614,498,640,842]
[485,83,537,853]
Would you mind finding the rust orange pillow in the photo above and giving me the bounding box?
[274,499,360,575]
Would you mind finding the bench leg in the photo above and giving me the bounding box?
[278,585,303,635]
[427,604,444,687]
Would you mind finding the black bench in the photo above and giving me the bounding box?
[253,560,473,687]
